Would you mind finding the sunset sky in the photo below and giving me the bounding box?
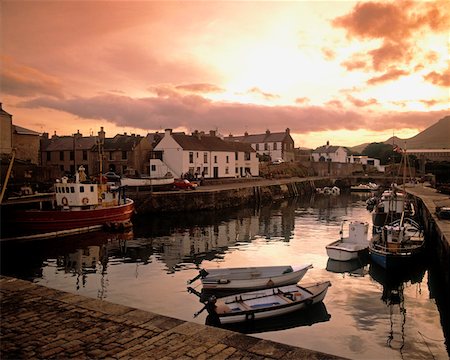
[1,1,449,148]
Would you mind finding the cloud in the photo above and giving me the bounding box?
[18,92,447,135]
[295,97,310,105]
[175,83,224,93]
[247,87,280,100]
[1,56,64,98]
[341,59,367,71]
[367,68,409,85]
[321,48,336,61]
[423,68,450,87]
[346,96,378,107]
[332,1,450,72]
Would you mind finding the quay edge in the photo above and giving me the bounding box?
[0,276,346,360]
[403,185,450,352]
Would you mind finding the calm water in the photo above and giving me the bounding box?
[1,192,448,359]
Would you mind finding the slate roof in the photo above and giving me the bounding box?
[43,136,97,151]
[13,125,40,136]
[312,145,347,154]
[103,134,144,151]
[171,133,255,152]
[227,131,290,144]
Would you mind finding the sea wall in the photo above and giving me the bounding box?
[404,186,450,346]
[128,177,334,214]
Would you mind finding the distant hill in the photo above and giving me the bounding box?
[350,115,450,153]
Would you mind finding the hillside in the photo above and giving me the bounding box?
[350,115,450,152]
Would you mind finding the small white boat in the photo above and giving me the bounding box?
[210,281,331,324]
[326,221,369,261]
[350,183,378,192]
[187,264,312,291]
[120,175,174,188]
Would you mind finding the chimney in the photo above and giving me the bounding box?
[42,132,49,139]
[266,129,270,135]
[228,134,233,138]
[285,128,290,134]
[209,130,216,137]
[244,131,249,137]
[98,127,105,142]
[326,141,330,148]
[52,131,58,139]
[165,128,172,136]
[74,130,82,139]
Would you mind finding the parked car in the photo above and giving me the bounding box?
[271,158,285,165]
[173,179,198,190]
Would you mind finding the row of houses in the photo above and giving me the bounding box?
[1,102,406,181]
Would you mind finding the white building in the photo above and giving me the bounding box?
[347,155,385,172]
[153,129,259,179]
[312,142,349,163]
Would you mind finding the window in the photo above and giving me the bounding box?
[196,152,199,158]
[256,144,260,151]
[235,167,238,174]
[245,152,250,161]
[226,155,229,163]
[204,152,208,163]
[70,151,74,161]
[235,152,238,161]
[71,187,75,193]
[151,164,156,172]
[214,156,217,163]
[264,143,268,151]
[225,167,229,174]
[273,142,277,150]
[80,186,84,193]
[203,167,208,175]
[189,152,194,163]
[90,186,94,192]
[122,151,127,160]
[46,152,51,161]
[59,151,64,161]
[82,150,87,161]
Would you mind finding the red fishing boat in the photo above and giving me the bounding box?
[3,166,134,238]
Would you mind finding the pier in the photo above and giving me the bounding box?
[0,276,344,359]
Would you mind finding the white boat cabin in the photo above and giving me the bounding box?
[345,222,369,244]
[55,170,119,209]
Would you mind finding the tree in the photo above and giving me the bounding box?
[362,143,400,165]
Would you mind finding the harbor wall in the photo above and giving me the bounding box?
[128,178,334,214]
[404,187,450,345]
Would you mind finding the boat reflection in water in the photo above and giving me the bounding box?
[221,302,331,334]
[326,256,369,277]
[369,261,427,354]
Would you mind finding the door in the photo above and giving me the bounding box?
[213,167,219,178]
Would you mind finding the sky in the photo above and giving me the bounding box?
[1,1,449,149]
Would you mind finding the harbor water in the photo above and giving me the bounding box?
[1,192,448,359]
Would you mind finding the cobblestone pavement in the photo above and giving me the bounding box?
[1,276,345,359]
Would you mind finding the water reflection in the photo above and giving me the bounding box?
[369,262,432,357]
[1,192,448,359]
[326,257,369,277]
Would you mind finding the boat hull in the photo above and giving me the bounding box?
[369,242,425,269]
[200,264,312,291]
[326,240,368,261]
[217,281,331,324]
[7,199,134,233]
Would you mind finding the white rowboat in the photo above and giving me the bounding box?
[188,264,313,291]
[214,281,331,324]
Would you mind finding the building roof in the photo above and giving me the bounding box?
[312,145,347,154]
[13,125,40,136]
[171,133,255,152]
[103,134,144,151]
[43,136,97,151]
[227,129,292,144]
[0,103,12,117]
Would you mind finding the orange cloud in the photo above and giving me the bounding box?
[18,92,447,135]
[423,68,450,87]
[295,97,309,105]
[341,59,367,71]
[175,83,224,93]
[333,1,449,72]
[248,87,280,100]
[347,96,378,107]
[1,56,64,98]
[321,48,336,61]
[367,68,409,85]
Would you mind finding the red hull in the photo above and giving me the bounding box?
[7,200,134,233]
